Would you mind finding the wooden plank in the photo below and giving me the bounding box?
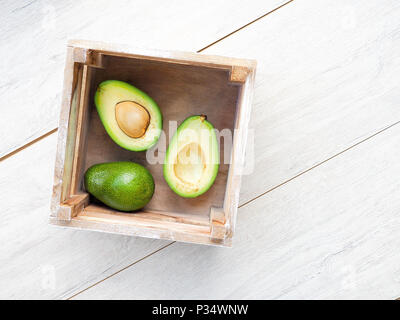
[0,0,286,158]
[202,0,400,205]
[72,122,400,300]
[0,133,171,299]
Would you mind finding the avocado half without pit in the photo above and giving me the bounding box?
[95,80,162,151]
[163,115,219,198]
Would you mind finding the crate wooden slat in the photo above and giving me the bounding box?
[50,40,256,246]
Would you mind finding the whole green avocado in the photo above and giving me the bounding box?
[84,161,155,212]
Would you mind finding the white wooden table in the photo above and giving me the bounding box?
[1,0,400,299]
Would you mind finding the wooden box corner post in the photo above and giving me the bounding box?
[51,46,98,221]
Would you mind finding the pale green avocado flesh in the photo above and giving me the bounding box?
[85,161,155,212]
[163,115,219,198]
[95,80,162,151]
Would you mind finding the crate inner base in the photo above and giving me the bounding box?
[76,55,241,222]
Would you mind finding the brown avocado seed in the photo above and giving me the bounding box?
[115,101,150,138]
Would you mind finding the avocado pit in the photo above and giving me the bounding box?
[115,101,150,138]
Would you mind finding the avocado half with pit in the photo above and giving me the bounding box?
[163,115,219,198]
[94,80,162,151]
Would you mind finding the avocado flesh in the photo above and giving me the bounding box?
[84,161,155,211]
[163,115,219,198]
[95,80,162,151]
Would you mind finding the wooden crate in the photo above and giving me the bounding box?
[49,40,256,247]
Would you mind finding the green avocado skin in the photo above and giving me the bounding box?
[84,162,155,212]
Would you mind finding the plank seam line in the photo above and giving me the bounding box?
[197,0,294,52]
[0,128,58,162]
[0,0,295,162]
[66,242,175,300]
[239,119,400,209]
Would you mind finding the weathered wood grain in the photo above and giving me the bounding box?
[0,0,285,158]
[73,122,400,300]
